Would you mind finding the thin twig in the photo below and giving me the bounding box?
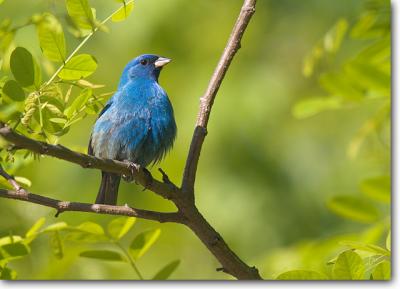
[181,0,257,196]
[0,189,182,223]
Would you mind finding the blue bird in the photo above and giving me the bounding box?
[88,54,176,205]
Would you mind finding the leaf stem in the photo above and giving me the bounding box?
[43,0,134,88]
[114,241,144,280]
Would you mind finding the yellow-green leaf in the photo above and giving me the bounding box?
[372,261,390,280]
[276,270,327,280]
[50,231,63,259]
[25,217,46,241]
[327,195,379,223]
[79,250,126,262]
[37,13,66,62]
[360,175,391,203]
[41,222,68,233]
[129,228,161,260]
[340,241,390,256]
[333,250,365,280]
[2,80,25,101]
[107,217,136,240]
[64,87,92,118]
[66,0,95,30]
[152,260,180,280]
[292,96,342,119]
[324,18,348,53]
[112,2,134,22]
[386,231,391,251]
[58,54,97,80]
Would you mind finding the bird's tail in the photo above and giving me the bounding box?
[96,172,121,205]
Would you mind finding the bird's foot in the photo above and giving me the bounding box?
[122,161,141,182]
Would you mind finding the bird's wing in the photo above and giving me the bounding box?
[88,100,113,155]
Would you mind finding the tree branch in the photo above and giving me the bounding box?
[0,0,261,280]
[0,189,183,223]
[0,123,179,202]
[182,0,257,195]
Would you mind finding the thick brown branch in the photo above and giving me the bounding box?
[0,123,179,201]
[0,189,183,223]
[182,0,257,194]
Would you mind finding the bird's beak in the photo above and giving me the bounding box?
[154,57,171,68]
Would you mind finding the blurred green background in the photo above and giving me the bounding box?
[0,0,390,280]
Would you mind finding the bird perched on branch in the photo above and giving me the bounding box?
[88,54,176,205]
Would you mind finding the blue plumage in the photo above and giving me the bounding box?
[89,54,176,205]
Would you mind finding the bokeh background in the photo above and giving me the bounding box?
[0,0,390,280]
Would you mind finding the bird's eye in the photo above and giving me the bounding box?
[140,59,148,65]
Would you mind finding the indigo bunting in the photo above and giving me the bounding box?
[88,54,176,205]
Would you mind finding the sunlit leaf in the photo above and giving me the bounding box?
[340,241,390,256]
[58,54,97,80]
[79,250,126,262]
[14,176,31,187]
[64,221,106,243]
[107,217,136,240]
[2,80,25,101]
[333,250,365,280]
[360,175,390,203]
[356,36,390,63]
[345,61,390,96]
[371,260,390,280]
[327,195,379,223]
[25,217,46,243]
[41,222,68,233]
[112,2,134,22]
[50,231,63,259]
[152,260,180,280]
[319,72,363,101]
[0,266,17,280]
[292,96,342,119]
[66,0,95,30]
[276,270,327,280]
[49,117,67,124]
[323,18,348,53]
[129,228,161,260]
[37,13,66,62]
[64,87,92,118]
[0,236,23,247]
[386,231,391,251]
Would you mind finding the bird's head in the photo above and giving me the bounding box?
[119,54,171,88]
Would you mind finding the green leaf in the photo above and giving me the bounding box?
[319,72,363,101]
[356,36,390,64]
[58,54,97,80]
[333,250,365,280]
[41,222,68,233]
[0,266,17,280]
[0,242,30,260]
[64,87,92,118]
[292,97,342,119]
[0,103,22,122]
[64,221,106,243]
[152,260,181,280]
[79,250,126,262]
[49,117,67,124]
[107,217,136,240]
[371,260,390,280]
[50,231,63,259]
[25,217,46,241]
[340,241,390,256]
[276,270,327,280]
[323,18,348,54]
[386,231,391,251]
[345,61,390,96]
[327,195,379,223]
[2,80,25,101]
[14,176,31,187]
[10,47,41,88]
[360,175,390,203]
[37,13,66,62]
[0,236,23,247]
[66,0,95,30]
[112,2,134,22]
[129,228,161,260]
